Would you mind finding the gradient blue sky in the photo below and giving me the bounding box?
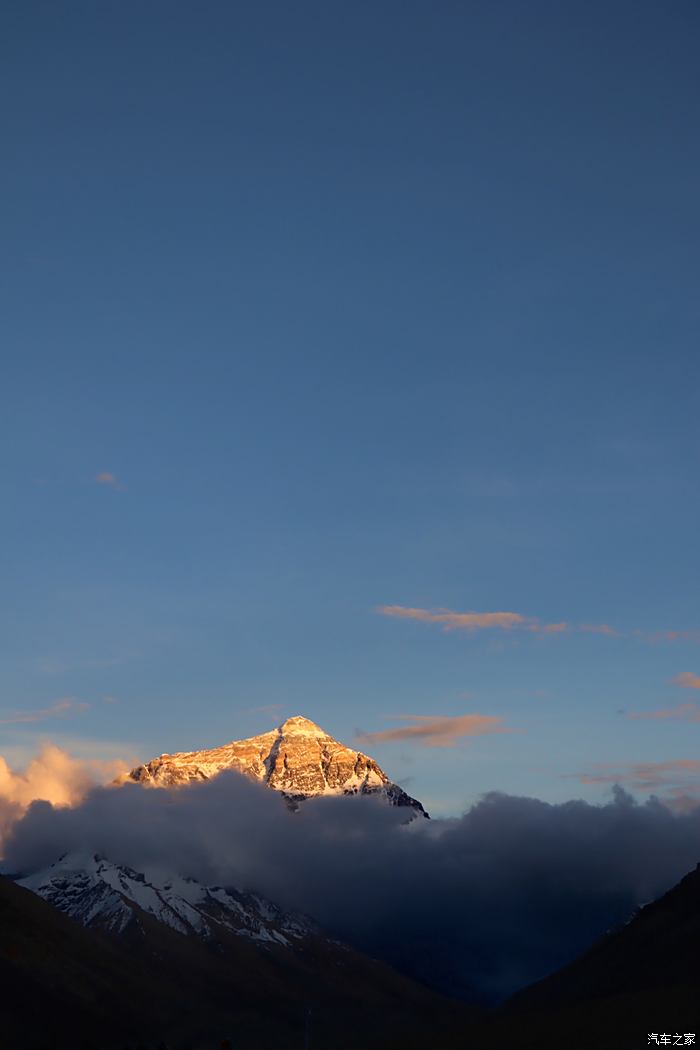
[2,1,699,815]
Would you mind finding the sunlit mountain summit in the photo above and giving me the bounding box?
[126,714,428,816]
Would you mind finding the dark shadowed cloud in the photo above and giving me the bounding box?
[5,774,700,1001]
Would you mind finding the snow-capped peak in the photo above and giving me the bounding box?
[125,715,428,816]
[277,715,325,735]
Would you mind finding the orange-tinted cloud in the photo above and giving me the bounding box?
[375,605,568,634]
[646,630,700,643]
[376,605,700,645]
[375,605,619,637]
[0,698,90,725]
[376,606,529,632]
[0,745,121,808]
[625,672,700,721]
[659,787,700,814]
[540,621,569,634]
[579,623,620,637]
[0,744,129,851]
[674,672,700,690]
[627,702,700,723]
[95,471,125,491]
[357,713,511,748]
[573,759,700,790]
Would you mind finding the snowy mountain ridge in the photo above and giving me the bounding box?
[18,852,313,946]
[125,714,428,816]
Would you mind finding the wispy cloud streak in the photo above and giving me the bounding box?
[674,672,700,690]
[626,674,700,721]
[571,759,700,790]
[377,605,700,644]
[579,623,620,637]
[377,605,614,636]
[0,698,89,726]
[357,713,510,748]
[627,703,700,723]
[95,471,126,492]
[647,631,700,643]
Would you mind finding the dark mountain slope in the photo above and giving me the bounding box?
[513,860,700,1009]
[479,861,700,1050]
[0,873,173,1048]
[1,872,467,1049]
[380,862,700,1050]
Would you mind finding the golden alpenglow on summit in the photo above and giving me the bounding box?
[126,715,428,815]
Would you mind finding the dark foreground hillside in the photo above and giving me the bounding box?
[7,858,700,1050]
[384,860,700,1050]
[0,874,468,1049]
[496,860,700,1050]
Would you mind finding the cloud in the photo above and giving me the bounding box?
[0,698,90,725]
[357,713,511,748]
[627,702,700,723]
[0,744,127,850]
[674,672,700,690]
[6,776,700,1002]
[376,606,616,637]
[658,787,700,815]
[377,607,700,645]
[578,623,620,637]
[95,471,125,491]
[376,606,530,631]
[645,630,700,643]
[572,759,700,791]
[624,675,700,722]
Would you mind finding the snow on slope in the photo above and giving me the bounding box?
[18,853,313,946]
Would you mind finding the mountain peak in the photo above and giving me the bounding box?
[126,717,428,816]
[278,715,326,735]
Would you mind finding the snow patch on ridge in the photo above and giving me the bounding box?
[18,852,313,946]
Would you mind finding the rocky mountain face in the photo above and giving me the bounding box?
[126,714,428,815]
[18,852,314,946]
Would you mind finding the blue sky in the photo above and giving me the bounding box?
[2,1,699,815]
